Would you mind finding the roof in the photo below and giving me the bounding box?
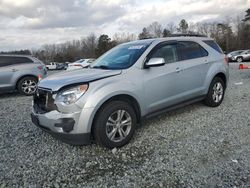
[0,54,32,58]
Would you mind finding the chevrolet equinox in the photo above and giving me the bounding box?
[31,36,229,148]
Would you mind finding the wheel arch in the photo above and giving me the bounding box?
[204,70,228,95]
[91,94,141,134]
[236,56,243,61]
[15,74,38,89]
[214,72,227,87]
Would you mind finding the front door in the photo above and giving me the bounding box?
[143,42,184,113]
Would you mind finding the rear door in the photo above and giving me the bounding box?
[175,41,210,99]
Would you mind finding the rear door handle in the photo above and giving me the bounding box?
[175,67,182,73]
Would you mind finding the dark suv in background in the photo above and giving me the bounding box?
[0,55,47,95]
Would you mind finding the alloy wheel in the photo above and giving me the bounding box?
[105,109,132,142]
[21,79,37,94]
[212,82,223,103]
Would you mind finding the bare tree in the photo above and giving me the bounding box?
[167,22,176,34]
[195,22,210,36]
[113,32,136,44]
[147,21,163,37]
[82,33,97,58]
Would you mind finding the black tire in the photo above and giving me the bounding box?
[236,57,243,63]
[17,76,38,96]
[93,101,137,148]
[204,77,225,107]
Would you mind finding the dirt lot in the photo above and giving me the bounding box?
[0,63,250,187]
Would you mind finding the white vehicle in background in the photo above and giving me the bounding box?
[67,59,95,71]
[46,62,57,70]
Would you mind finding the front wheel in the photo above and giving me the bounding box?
[17,76,38,96]
[236,57,243,63]
[93,101,137,148]
[204,77,225,107]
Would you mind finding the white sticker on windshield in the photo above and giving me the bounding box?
[128,45,144,50]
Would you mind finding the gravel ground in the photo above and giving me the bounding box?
[0,63,250,187]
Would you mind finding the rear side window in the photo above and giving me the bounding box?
[0,56,33,67]
[203,40,223,54]
[177,41,208,61]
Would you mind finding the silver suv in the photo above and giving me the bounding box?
[233,50,250,62]
[0,55,47,95]
[31,36,229,148]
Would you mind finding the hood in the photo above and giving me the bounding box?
[39,68,122,91]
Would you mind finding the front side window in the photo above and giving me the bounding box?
[149,44,178,64]
[177,41,208,61]
[91,43,150,70]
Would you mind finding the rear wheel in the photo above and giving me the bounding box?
[93,101,137,148]
[204,77,225,107]
[17,76,38,96]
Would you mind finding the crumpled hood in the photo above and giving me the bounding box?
[39,68,122,91]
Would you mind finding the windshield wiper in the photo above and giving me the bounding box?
[92,65,110,69]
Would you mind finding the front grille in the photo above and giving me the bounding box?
[33,88,58,114]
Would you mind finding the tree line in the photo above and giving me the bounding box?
[1,9,249,63]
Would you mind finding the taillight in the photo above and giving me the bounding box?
[38,74,43,81]
[224,56,229,65]
[37,65,43,70]
[74,64,82,67]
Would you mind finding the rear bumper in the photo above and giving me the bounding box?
[31,113,91,145]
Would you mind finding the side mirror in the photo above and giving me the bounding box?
[145,58,165,68]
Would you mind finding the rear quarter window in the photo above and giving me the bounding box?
[203,40,223,54]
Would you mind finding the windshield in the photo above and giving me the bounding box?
[90,43,150,70]
[74,59,85,63]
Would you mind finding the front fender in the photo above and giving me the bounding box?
[85,79,144,113]
[76,77,145,133]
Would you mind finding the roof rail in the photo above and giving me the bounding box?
[170,34,207,37]
[0,54,31,56]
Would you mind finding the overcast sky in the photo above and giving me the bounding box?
[0,0,249,51]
